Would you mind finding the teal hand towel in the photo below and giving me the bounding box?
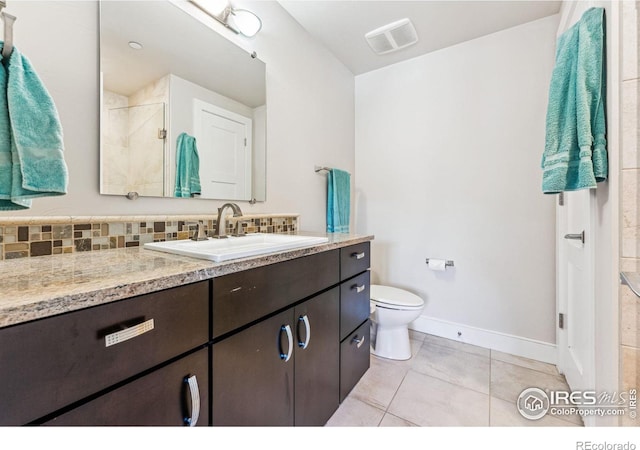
[5,44,68,203]
[0,46,28,209]
[327,168,350,233]
[541,7,607,194]
[0,47,26,210]
[174,132,201,198]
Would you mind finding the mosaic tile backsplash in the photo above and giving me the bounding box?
[0,214,298,261]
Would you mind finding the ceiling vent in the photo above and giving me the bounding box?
[364,18,418,55]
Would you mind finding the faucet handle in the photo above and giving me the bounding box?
[233,219,249,237]
[191,221,208,241]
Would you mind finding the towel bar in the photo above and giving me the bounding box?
[314,165,331,173]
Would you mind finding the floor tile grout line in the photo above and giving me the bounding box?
[407,343,492,397]
[375,340,422,426]
[421,338,490,359]
[490,357,563,379]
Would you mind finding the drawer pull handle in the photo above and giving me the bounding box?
[104,318,155,347]
[279,324,293,362]
[351,252,365,260]
[297,314,311,349]
[351,284,366,294]
[352,335,366,349]
[183,375,200,427]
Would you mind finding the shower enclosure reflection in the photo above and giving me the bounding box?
[101,99,166,197]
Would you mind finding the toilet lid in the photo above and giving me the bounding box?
[370,285,424,308]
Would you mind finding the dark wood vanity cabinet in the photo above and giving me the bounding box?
[338,242,371,402]
[211,250,341,426]
[0,239,372,426]
[0,281,209,425]
[211,242,372,426]
[211,288,339,426]
[43,348,209,426]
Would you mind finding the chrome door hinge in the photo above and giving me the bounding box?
[559,313,565,329]
[558,192,564,206]
[244,138,247,146]
[158,129,167,139]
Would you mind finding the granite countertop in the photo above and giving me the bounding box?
[0,232,373,329]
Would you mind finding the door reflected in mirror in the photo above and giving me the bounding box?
[99,1,266,202]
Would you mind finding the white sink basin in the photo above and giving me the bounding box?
[143,233,329,262]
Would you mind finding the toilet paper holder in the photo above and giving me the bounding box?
[425,258,455,267]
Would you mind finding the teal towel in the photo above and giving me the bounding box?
[3,44,68,206]
[174,132,201,198]
[0,46,27,210]
[541,7,607,194]
[327,168,350,233]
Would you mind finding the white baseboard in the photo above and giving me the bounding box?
[410,315,558,365]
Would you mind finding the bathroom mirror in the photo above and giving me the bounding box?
[99,1,266,202]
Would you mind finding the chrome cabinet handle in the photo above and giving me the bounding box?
[297,315,311,349]
[104,318,155,347]
[279,324,293,362]
[183,375,200,427]
[351,252,365,260]
[352,335,365,349]
[564,231,585,244]
[351,284,365,293]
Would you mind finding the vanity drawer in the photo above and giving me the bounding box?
[0,281,209,425]
[340,271,370,341]
[340,319,370,403]
[43,348,209,426]
[340,242,370,281]
[212,249,339,339]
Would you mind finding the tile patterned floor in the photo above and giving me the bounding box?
[326,331,582,427]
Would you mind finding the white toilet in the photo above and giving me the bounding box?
[370,284,425,360]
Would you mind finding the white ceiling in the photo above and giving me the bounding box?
[278,1,562,75]
[100,1,265,107]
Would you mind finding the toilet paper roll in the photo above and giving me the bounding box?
[428,259,447,271]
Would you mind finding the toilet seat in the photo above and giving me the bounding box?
[370,285,424,310]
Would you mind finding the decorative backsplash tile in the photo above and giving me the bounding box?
[0,214,298,261]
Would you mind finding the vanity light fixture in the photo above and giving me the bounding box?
[128,41,143,50]
[191,0,262,38]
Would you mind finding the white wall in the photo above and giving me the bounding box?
[355,15,559,345]
[2,1,354,232]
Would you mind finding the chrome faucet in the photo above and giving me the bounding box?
[213,203,243,239]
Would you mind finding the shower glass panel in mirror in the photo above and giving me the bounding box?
[99,1,266,202]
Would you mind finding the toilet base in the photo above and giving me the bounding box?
[370,324,412,360]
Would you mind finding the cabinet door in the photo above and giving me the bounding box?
[44,349,209,426]
[212,309,294,426]
[294,288,340,426]
[340,320,371,403]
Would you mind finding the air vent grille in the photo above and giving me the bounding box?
[365,18,418,55]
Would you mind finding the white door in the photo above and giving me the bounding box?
[193,99,252,200]
[557,189,595,395]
